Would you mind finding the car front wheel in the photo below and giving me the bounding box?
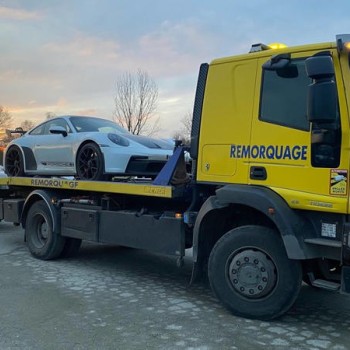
[76,142,105,180]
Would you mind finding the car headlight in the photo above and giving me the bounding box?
[108,133,130,146]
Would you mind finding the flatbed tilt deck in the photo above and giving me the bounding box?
[2,35,350,320]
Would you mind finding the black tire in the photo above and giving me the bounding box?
[208,225,302,320]
[25,201,65,260]
[60,237,82,258]
[76,142,105,181]
[5,145,25,176]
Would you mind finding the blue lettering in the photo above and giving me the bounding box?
[242,145,250,158]
[266,146,275,159]
[229,144,308,160]
[236,145,242,158]
[251,146,259,158]
[259,145,266,158]
[230,145,236,158]
[301,145,307,160]
[292,146,301,160]
[275,146,283,160]
[283,146,291,159]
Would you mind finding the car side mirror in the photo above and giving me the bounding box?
[306,55,337,123]
[49,125,68,137]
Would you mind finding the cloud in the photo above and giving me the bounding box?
[1,21,211,106]
[0,20,212,135]
[136,19,219,77]
[0,6,42,21]
[43,34,120,65]
[0,9,278,136]
[37,19,215,79]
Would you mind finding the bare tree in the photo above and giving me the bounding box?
[114,69,159,136]
[173,111,192,145]
[21,119,36,131]
[0,105,13,129]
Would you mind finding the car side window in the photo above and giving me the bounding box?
[29,124,45,135]
[259,59,311,131]
[43,119,71,135]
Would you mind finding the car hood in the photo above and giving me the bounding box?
[123,134,173,150]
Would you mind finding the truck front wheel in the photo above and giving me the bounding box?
[25,200,65,260]
[208,225,302,320]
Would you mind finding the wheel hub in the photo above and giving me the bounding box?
[39,221,49,240]
[228,249,277,299]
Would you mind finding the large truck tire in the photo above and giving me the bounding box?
[25,200,66,260]
[208,225,302,320]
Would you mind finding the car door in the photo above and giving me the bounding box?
[33,119,75,174]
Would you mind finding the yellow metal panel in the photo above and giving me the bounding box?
[201,145,237,176]
[197,58,257,183]
[271,187,348,214]
[0,177,173,198]
[338,51,350,214]
[211,42,336,65]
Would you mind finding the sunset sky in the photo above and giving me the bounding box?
[1,0,350,136]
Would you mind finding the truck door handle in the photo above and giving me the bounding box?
[250,166,267,180]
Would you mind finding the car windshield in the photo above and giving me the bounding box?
[69,117,129,134]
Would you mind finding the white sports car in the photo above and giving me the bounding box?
[4,116,174,180]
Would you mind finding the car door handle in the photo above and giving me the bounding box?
[250,166,267,180]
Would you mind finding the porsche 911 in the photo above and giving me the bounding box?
[4,116,174,180]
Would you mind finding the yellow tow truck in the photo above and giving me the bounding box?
[1,34,350,320]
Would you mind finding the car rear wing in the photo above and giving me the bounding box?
[6,127,26,136]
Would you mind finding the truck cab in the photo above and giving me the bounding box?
[196,36,350,208]
[188,34,350,318]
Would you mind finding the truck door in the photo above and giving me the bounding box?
[197,58,257,184]
[249,49,350,213]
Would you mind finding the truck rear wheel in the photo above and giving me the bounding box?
[208,225,302,320]
[25,200,65,260]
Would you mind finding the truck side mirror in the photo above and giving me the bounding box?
[262,53,291,70]
[306,56,337,123]
[262,53,298,78]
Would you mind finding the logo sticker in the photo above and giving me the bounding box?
[330,169,348,195]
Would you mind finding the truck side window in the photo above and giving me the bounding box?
[259,59,310,131]
[260,57,341,168]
